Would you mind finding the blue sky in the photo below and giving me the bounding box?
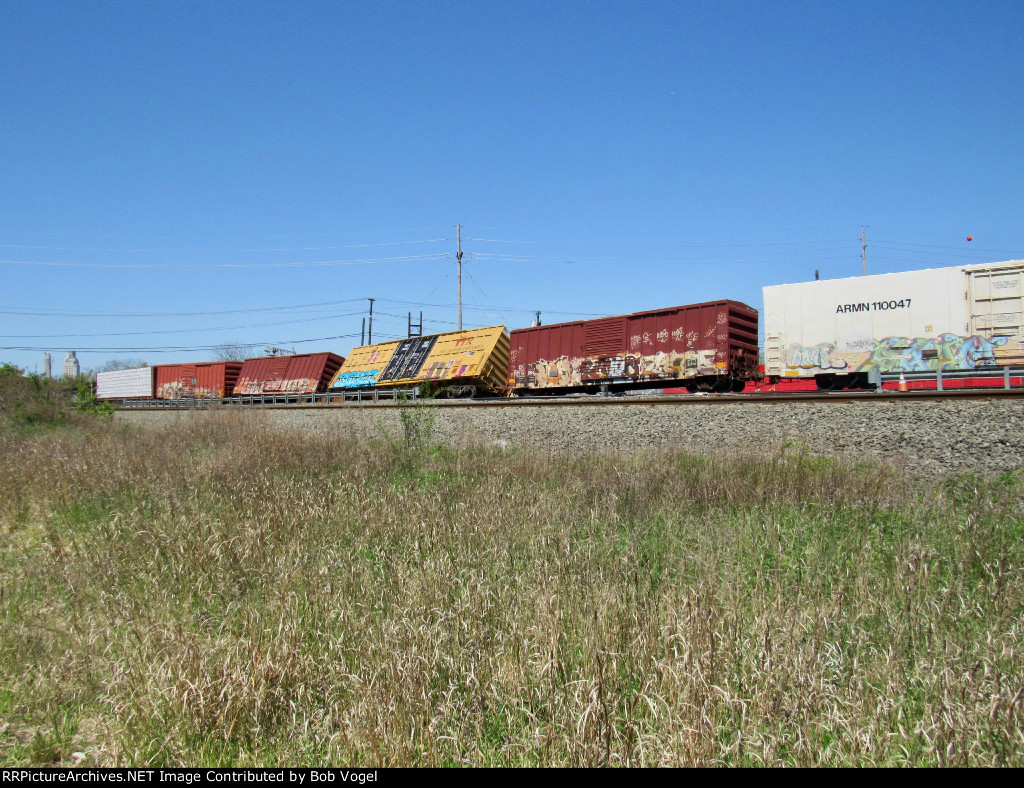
[2,0,1022,374]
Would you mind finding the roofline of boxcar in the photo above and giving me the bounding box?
[346,324,509,349]
[509,299,758,334]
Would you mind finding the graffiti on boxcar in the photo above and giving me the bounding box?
[156,382,224,399]
[235,377,315,394]
[785,334,1014,373]
[272,378,314,393]
[157,381,187,399]
[422,360,452,381]
[953,335,1009,369]
[527,356,579,388]
[421,359,475,381]
[519,348,723,388]
[786,342,848,371]
[334,370,380,388]
[868,334,1009,372]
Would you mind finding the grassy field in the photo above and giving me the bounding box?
[0,410,1022,766]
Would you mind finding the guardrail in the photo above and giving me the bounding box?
[871,365,1024,392]
[117,387,423,408]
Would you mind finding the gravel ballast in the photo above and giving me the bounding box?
[114,396,1024,477]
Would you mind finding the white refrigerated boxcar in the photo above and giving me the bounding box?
[95,366,156,400]
[763,260,1024,389]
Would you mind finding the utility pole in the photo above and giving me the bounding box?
[361,317,365,346]
[861,226,867,276]
[532,311,542,327]
[456,223,463,331]
[368,297,375,344]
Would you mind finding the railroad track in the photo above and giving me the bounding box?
[120,386,1024,410]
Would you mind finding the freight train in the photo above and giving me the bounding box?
[96,259,1024,401]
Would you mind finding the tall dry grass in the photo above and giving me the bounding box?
[0,411,1022,766]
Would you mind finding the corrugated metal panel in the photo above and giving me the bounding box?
[509,301,759,391]
[330,326,510,393]
[233,352,345,395]
[155,362,243,399]
[96,367,155,400]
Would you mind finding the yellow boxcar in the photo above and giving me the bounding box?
[330,325,510,395]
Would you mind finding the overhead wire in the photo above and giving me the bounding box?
[0,331,366,353]
[374,297,607,317]
[0,226,452,239]
[0,310,368,339]
[0,239,449,253]
[0,253,449,269]
[464,270,508,326]
[4,226,1018,363]
[0,298,369,318]
[466,236,859,248]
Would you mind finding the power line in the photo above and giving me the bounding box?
[466,236,858,248]
[0,310,367,339]
[0,239,448,253]
[467,254,856,266]
[0,226,451,239]
[0,253,448,269]
[374,297,608,317]
[471,245,853,261]
[0,298,368,318]
[0,332,365,353]
[871,242,1022,258]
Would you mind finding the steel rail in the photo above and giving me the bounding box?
[115,387,1024,410]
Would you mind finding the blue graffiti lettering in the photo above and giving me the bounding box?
[334,369,381,388]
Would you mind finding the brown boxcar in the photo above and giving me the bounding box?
[155,362,243,399]
[233,352,345,396]
[510,300,759,394]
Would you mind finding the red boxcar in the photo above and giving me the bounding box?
[510,300,759,394]
[155,362,243,399]
[233,352,345,396]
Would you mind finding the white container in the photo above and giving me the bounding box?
[763,266,972,379]
[95,367,155,400]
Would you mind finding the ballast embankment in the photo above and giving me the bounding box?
[114,397,1024,477]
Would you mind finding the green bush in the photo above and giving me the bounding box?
[0,363,109,430]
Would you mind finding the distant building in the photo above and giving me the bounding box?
[43,353,52,379]
[63,351,80,378]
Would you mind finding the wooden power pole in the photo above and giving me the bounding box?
[861,227,867,276]
[456,224,463,330]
